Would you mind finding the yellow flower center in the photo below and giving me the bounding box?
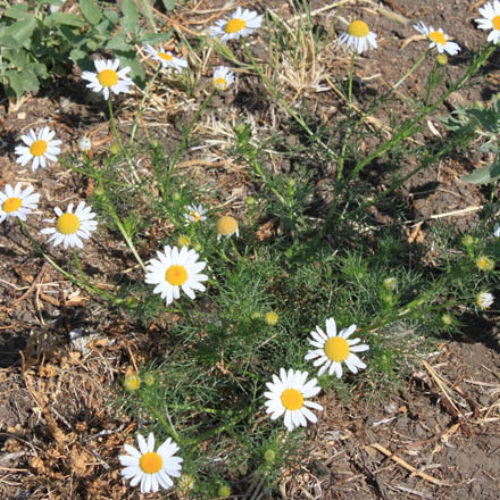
[216,216,238,235]
[97,69,119,87]
[281,388,304,411]
[225,18,246,34]
[56,213,80,235]
[476,256,495,271]
[265,312,278,326]
[215,77,227,90]
[191,211,201,222]
[158,52,173,61]
[324,336,350,362]
[165,265,188,286]
[429,31,446,46]
[493,15,500,31]
[347,20,369,38]
[29,140,48,157]
[3,197,22,213]
[139,452,163,474]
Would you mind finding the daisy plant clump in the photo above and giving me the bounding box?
[264,368,323,432]
[475,1,500,44]
[145,245,208,305]
[81,58,133,100]
[338,20,378,54]
[213,66,235,91]
[40,201,98,249]
[184,204,207,226]
[210,7,263,42]
[145,45,188,72]
[305,317,369,378]
[15,127,62,172]
[119,433,182,494]
[414,22,461,56]
[0,183,39,223]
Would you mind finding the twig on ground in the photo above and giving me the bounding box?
[370,443,447,486]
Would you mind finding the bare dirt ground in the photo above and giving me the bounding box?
[1,0,499,498]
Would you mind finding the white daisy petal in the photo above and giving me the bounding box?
[263,368,322,431]
[40,201,97,249]
[145,245,208,305]
[210,8,263,42]
[15,128,62,172]
[0,183,40,224]
[338,20,377,54]
[120,433,182,494]
[81,58,133,100]
[305,317,369,378]
[414,22,461,56]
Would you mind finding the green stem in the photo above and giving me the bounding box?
[19,220,117,302]
[97,178,147,272]
[108,99,141,184]
[337,52,357,182]
[147,404,181,443]
[162,90,216,192]
[327,44,495,222]
[72,248,85,279]
[129,66,162,146]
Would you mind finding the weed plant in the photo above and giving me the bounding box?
[4,1,500,497]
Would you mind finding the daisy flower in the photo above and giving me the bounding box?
[477,291,494,309]
[15,127,62,172]
[0,183,40,223]
[119,433,182,494]
[338,20,378,54]
[494,223,500,238]
[81,58,133,100]
[145,45,188,72]
[305,317,369,378]
[476,1,500,44]
[414,22,461,56]
[183,204,207,226]
[145,245,208,305]
[40,201,97,249]
[264,368,322,432]
[213,66,235,91]
[210,7,263,42]
[216,215,239,240]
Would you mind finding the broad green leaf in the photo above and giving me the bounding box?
[162,0,176,10]
[105,34,132,52]
[0,35,23,49]
[4,4,32,20]
[79,0,102,26]
[461,163,500,184]
[5,69,39,97]
[114,51,145,86]
[103,8,119,25]
[120,0,139,33]
[490,159,500,178]
[1,17,37,48]
[27,62,49,78]
[139,32,171,44]
[69,47,87,64]
[44,12,86,28]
